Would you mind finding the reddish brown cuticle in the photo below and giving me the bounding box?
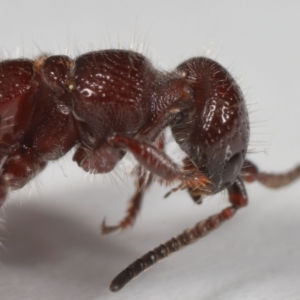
[1,49,299,292]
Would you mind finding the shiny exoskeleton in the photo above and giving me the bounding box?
[1,50,299,291]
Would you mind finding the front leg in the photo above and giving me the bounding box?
[107,135,210,189]
[102,166,153,234]
[73,141,125,174]
[107,135,181,180]
[164,156,212,204]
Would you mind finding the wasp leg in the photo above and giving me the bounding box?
[102,134,166,233]
[102,166,153,234]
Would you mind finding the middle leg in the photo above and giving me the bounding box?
[102,134,165,233]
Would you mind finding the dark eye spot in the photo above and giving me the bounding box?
[173,112,184,124]
[222,152,243,186]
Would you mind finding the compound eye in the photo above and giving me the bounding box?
[222,152,243,186]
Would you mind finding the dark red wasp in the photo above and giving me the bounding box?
[0,50,299,291]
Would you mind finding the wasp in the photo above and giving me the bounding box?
[0,50,299,291]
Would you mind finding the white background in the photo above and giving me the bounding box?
[1,1,300,299]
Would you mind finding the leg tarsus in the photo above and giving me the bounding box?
[164,156,212,204]
[102,167,153,234]
[102,134,165,234]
